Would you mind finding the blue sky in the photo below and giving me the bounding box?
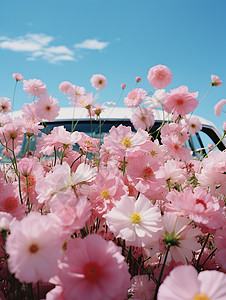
[0,0,226,132]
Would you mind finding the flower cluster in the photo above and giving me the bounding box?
[0,68,225,299]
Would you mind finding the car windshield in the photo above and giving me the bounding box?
[0,119,225,164]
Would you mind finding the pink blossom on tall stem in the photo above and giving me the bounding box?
[158,265,226,300]
[211,74,223,87]
[136,76,142,82]
[67,84,86,102]
[12,73,24,81]
[58,234,130,300]
[0,97,12,114]
[90,74,107,90]
[121,83,126,89]
[23,79,47,97]
[59,81,72,94]
[163,85,199,116]
[214,99,226,117]
[35,94,60,121]
[147,65,173,89]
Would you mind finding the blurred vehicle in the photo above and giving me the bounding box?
[0,107,225,163]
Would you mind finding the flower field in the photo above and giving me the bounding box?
[0,66,226,299]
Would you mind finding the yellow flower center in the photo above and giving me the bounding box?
[130,212,141,223]
[193,294,211,300]
[101,190,110,199]
[84,141,93,148]
[121,137,131,147]
[26,120,35,124]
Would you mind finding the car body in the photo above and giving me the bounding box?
[0,107,225,162]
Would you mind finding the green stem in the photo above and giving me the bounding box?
[27,136,30,158]
[11,81,18,117]
[155,104,165,140]
[203,132,225,159]
[89,109,93,138]
[122,156,126,176]
[153,246,170,300]
[71,106,76,133]
[196,233,210,271]
[190,85,212,117]
[99,116,102,143]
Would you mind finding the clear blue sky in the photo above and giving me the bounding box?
[0,0,226,132]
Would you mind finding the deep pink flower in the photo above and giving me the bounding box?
[121,83,126,89]
[158,265,226,300]
[58,234,130,300]
[23,79,47,97]
[214,99,226,117]
[163,85,199,116]
[90,74,107,90]
[211,74,223,87]
[136,76,142,82]
[147,65,173,89]
[12,73,23,81]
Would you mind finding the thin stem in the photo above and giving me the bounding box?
[11,81,18,118]
[203,132,225,159]
[196,233,210,271]
[190,85,212,117]
[71,106,76,133]
[89,108,93,138]
[99,116,102,143]
[153,246,170,300]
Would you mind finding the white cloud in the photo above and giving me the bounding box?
[74,39,109,50]
[0,33,75,64]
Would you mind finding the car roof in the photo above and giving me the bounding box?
[11,106,218,128]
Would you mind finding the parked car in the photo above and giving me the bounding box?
[0,107,225,162]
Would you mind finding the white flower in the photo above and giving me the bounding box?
[105,194,163,247]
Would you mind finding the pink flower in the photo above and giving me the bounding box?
[12,73,24,81]
[163,85,199,116]
[103,124,149,158]
[90,74,107,90]
[211,74,223,87]
[59,81,72,94]
[58,234,130,300]
[23,79,47,97]
[6,212,63,283]
[158,265,226,300]
[0,97,12,114]
[136,76,142,82]
[121,83,126,89]
[89,167,128,217]
[67,84,86,102]
[105,194,163,247]
[126,154,160,193]
[186,116,202,135]
[151,213,201,264]
[147,65,173,89]
[144,89,166,108]
[129,275,155,299]
[21,102,40,122]
[214,99,226,117]
[35,94,60,121]
[77,132,100,154]
[223,121,226,132]
[131,106,155,131]
[124,88,147,107]
[166,187,222,230]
